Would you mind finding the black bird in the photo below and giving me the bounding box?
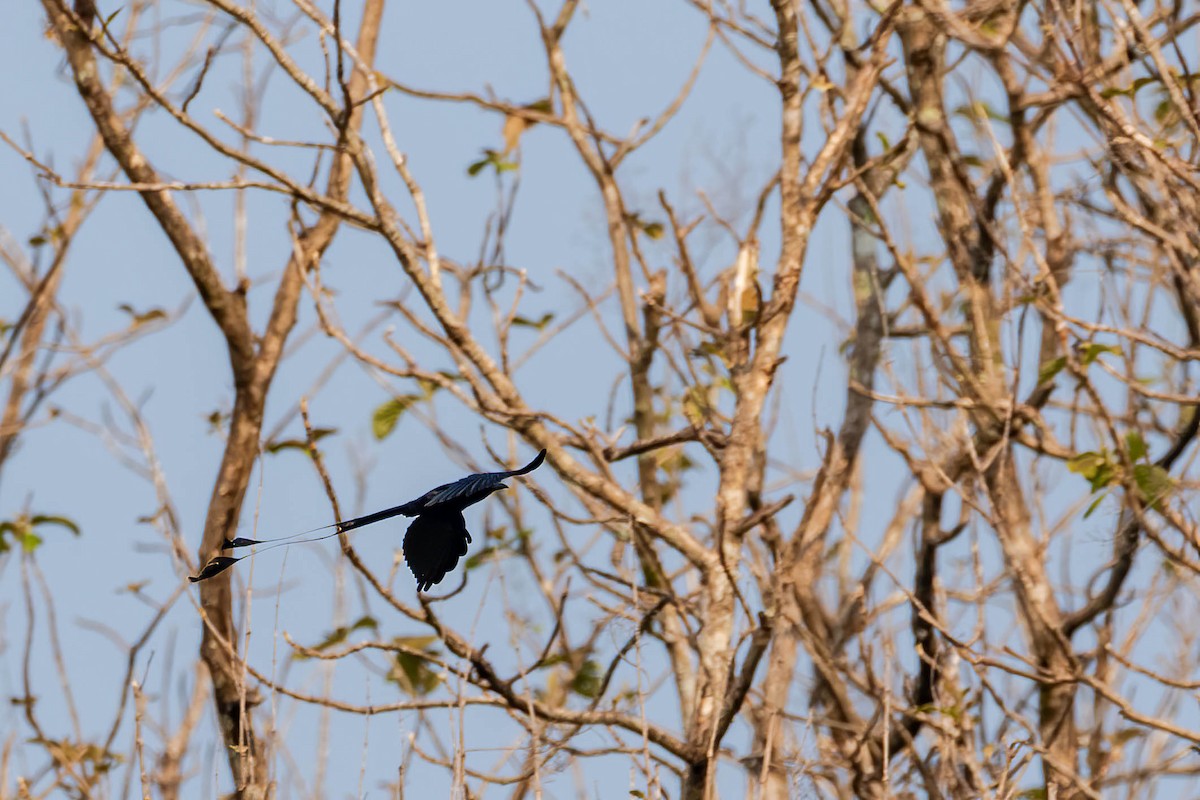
[190,449,547,591]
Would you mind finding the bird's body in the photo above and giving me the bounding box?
[191,449,547,591]
[360,453,543,591]
[401,510,470,592]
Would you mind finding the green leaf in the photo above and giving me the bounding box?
[265,427,337,454]
[372,395,420,440]
[1089,464,1116,492]
[1154,98,1176,125]
[388,636,441,696]
[1125,431,1147,462]
[570,659,602,699]
[81,743,120,772]
[1067,451,1117,492]
[511,312,555,331]
[264,440,307,454]
[538,652,568,668]
[295,616,378,659]
[1083,493,1107,519]
[0,515,80,552]
[682,385,715,422]
[641,222,664,240]
[104,7,123,27]
[1017,790,1048,800]
[30,515,81,537]
[1066,451,1106,476]
[627,214,665,240]
[1080,342,1122,365]
[207,409,230,434]
[464,545,505,571]
[117,303,167,328]
[658,448,695,475]
[466,149,518,178]
[1133,463,1173,508]
[1037,356,1067,385]
[1099,76,1159,99]
[953,101,1008,124]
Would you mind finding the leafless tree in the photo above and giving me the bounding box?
[7,0,1200,798]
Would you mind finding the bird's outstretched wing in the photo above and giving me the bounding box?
[403,509,472,592]
[419,449,547,510]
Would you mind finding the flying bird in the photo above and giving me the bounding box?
[190,449,547,591]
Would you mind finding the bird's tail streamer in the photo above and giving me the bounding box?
[188,502,414,582]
